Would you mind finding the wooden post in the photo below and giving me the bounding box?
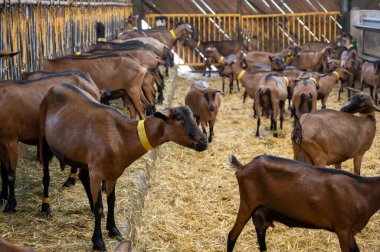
[237,0,242,42]
[342,0,352,34]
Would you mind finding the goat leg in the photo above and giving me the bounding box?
[92,191,106,251]
[3,142,18,213]
[353,155,363,175]
[62,166,78,188]
[208,120,215,143]
[337,232,360,252]
[255,118,261,137]
[106,183,122,240]
[78,169,95,214]
[227,203,252,252]
[229,77,233,94]
[0,163,8,205]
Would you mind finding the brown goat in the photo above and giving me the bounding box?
[38,83,207,251]
[360,61,380,105]
[204,47,240,93]
[0,73,100,213]
[340,48,362,98]
[292,88,379,175]
[185,81,222,142]
[228,154,380,252]
[242,46,299,66]
[286,46,332,72]
[42,54,152,119]
[0,238,36,252]
[291,78,318,118]
[255,74,290,137]
[119,24,193,48]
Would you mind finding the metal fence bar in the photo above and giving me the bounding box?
[145,12,340,66]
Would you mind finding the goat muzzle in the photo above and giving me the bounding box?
[192,137,208,152]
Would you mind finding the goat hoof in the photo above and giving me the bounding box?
[41,203,51,217]
[101,182,106,193]
[92,239,106,251]
[0,199,5,206]
[208,137,212,143]
[3,199,17,213]
[255,133,260,137]
[108,226,123,240]
[273,133,278,138]
[62,177,76,188]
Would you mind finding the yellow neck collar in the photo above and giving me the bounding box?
[132,26,138,30]
[97,38,107,42]
[2,55,10,60]
[236,70,246,80]
[357,112,375,118]
[283,76,289,87]
[332,71,340,79]
[310,77,318,86]
[170,29,177,40]
[197,40,201,48]
[348,44,354,49]
[137,120,154,151]
[218,56,224,64]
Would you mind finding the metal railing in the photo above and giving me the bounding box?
[146,12,341,66]
[0,1,133,80]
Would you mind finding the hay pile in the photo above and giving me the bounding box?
[135,70,380,251]
[0,71,178,251]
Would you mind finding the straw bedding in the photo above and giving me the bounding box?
[134,70,380,251]
[0,68,379,251]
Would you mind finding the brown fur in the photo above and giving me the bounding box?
[38,83,207,251]
[292,78,318,118]
[42,54,151,119]
[292,89,379,175]
[0,73,100,213]
[119,24,193,48]
[360,61,380,105]
[242,47,299,66]
[286,46,332,72]
[227,154,380,252]
[254,74,290,137]
[185,81,222,142]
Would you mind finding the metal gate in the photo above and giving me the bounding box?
[146,12,340,66]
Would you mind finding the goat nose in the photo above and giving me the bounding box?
[209,106,215,111]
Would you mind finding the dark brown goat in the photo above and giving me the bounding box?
[292,88,379,175]
[360,61,380,105]
[185,81,222,142]
[254,74,291,137]
[228,154,380,252]
[38,83,207,251]
[0,73,100,213]
[42,54,152,119]
[291,78,318,118]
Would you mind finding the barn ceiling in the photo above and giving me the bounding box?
[142,0,344,15]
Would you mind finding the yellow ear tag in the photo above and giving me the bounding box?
[75,52,81,56]
[132,26,138,30]
[332,71,340,79]
[97,38,107,42]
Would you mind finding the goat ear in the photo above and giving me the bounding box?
[346,87,361,94]
[268,55,273,61]
[154,109,171,121]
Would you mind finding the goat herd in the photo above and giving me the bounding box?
[0,15,379,252]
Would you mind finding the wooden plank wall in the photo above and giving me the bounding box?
[0,3,133,80]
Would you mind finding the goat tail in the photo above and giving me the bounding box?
[291,110,303,145]
[229,155,243,170]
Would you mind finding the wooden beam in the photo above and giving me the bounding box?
[142,0,162,14]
